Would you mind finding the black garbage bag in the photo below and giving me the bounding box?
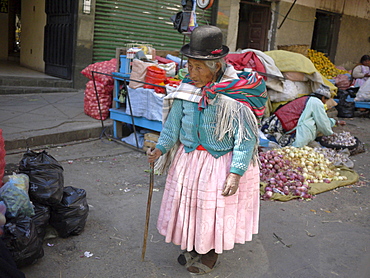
[3,216,44,268]
[0,238,26,278]
[346,87,359,98]
[19,150,64,206]
[336,92,355,118]
[31,202,50,239]
[49,186,89,238]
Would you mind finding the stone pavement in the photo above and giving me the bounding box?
[1,91,112,151]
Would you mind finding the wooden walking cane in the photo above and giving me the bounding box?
[142,161,155,261]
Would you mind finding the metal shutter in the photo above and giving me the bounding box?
[93,0,214,62]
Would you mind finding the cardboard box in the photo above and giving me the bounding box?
[144,132,160,142]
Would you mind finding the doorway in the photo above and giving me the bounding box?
[44,0,77,79]
[311,10,341,62]
[7,0,21,61]
[236,1,271,51]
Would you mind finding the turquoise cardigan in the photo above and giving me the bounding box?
[156,98,256,176]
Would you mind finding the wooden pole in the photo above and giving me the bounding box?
[141,162,155,261]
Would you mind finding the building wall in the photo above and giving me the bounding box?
[219,0,370,68]
[336,15,370,69]
[284,0,370,19]
[274,2,316,49]
[0,13,9,60]
[74,0,96,89]
[20,0,46,72]
[217,0,240,52]
[277,1,370,69]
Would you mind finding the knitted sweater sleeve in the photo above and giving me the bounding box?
[155,99,182,154]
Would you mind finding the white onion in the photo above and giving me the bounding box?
[260,146,347,200]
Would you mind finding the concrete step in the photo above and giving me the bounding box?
[0,76,74,88]
[0,86,80,94]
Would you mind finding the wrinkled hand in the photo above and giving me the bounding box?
[222,173,241,196]
[147,148,162,163]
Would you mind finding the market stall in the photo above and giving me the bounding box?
[108,47,184,149]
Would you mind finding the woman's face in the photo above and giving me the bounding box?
[187,58,216,88]
[363,60,370,67]
[321,96,329,104]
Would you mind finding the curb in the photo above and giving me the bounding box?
[4,125,112,152]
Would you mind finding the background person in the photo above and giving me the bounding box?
[352,55,370,88]
[261,84,346,148]
[147,25,267,275]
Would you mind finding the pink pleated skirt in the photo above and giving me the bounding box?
[157,144,260,254]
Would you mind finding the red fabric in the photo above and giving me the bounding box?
[274,96,310,132]
[156,56,178,65]
[196,145,207,151]
[225,52,266,80]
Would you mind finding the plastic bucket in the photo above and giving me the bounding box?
[144,66,166,93]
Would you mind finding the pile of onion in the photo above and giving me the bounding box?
[321,131,356,147]
[260,146,347,200]
[313,147,351,166]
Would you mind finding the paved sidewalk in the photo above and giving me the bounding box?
[1,92,112,151]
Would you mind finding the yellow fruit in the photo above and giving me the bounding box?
[307,49,349,79]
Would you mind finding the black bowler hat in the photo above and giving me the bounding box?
[180,25,229,60]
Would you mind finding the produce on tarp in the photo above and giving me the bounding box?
[313,147,354,168]
[260,146,348,200]
[320,131,357,148]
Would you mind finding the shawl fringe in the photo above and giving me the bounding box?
[155,94,260,175]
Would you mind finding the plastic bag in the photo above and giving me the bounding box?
[31,202,50,239]
[354,78,370,102]
[18,150,64,206]
[129,59,153,89]
[2,173,29,193]
[121,131,145,148]
[158,62,176,77]
[3,216,44,268]
[0,182,34,218]
[49,186,89,238]
[0,201,6,235]
[0,238,26,278]
[336,94,355,118]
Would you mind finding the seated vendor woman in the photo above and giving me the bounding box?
[352,55,370,88]
[261,84,346,147]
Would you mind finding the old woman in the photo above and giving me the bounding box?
[147,25,267,275]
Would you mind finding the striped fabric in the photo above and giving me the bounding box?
[182,69,268,121]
